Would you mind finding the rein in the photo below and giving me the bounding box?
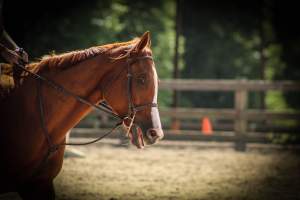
[15,54,156,156]
[16,64,121,120]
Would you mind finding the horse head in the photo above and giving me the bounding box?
[103,32,164,148]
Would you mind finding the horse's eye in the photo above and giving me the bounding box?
[137,77,146,85]
[136,74,147,85]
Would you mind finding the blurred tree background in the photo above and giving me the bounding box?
[180,0,300,110]
[2,0,299,110]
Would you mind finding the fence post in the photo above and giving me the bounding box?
[234,85,247,151]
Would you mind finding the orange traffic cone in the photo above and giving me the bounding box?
[201,117,213,135]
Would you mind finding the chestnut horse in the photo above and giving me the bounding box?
[0,32,163,199]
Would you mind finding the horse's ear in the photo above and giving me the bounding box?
[135,31,151,52]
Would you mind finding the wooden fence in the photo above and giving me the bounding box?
[73,79,300,151]
[160,79,300,150]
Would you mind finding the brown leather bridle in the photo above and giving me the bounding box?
[122,55,157,135]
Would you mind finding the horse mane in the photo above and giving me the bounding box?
[0,38,140,99]
[29,38,140,72]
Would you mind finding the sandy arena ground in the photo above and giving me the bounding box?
[1,139,300,200]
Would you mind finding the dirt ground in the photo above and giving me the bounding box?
[1,139,300,200]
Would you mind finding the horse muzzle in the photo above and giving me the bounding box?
[145,128,164,145]
[122,115,164,148]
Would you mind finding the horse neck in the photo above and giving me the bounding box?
[42,54,120,141]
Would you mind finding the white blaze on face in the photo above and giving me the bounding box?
[151,65,162,129]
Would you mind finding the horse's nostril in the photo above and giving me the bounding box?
[149,129,157,138]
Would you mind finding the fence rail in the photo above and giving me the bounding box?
[71,128,268,143]
[159,108,300,120]
[160,79,300,91]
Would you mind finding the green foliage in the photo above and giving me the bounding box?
[23,0,175,106]
[266,91,289,111]
[180,1,298,111]
[181,3,262,108]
